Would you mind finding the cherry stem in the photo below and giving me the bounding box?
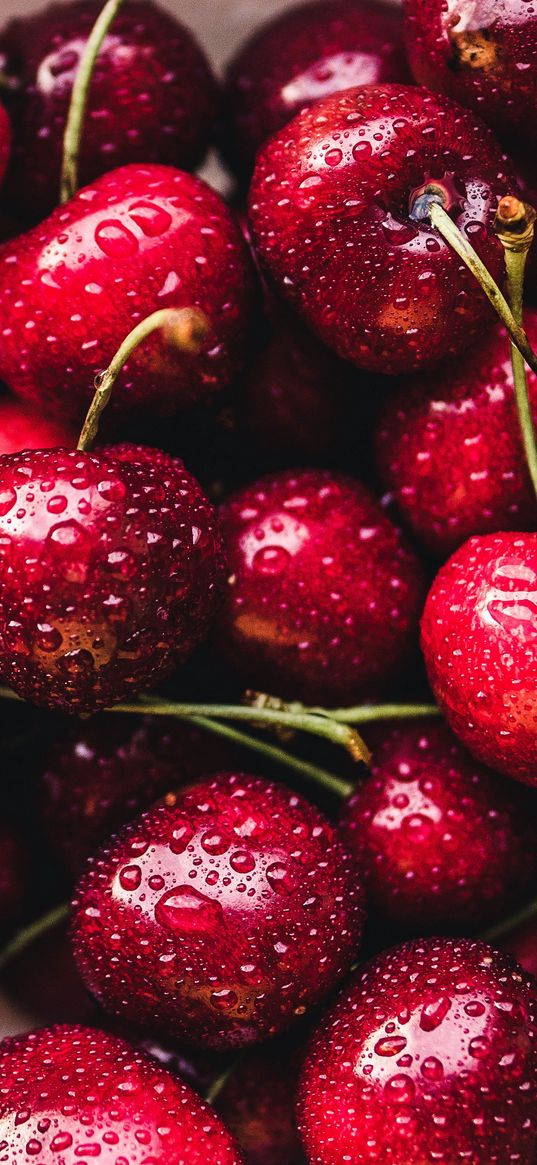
[60,0,125,203]
[494,196,537,500]
[0,903,69,974]
[314,701,440,725]
[76,307,209,451]
[481,894,537,945]
[428,201,537,375]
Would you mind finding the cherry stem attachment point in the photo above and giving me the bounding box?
[77,307,209,451]
[60,0,125,203]
[0,903,69,974]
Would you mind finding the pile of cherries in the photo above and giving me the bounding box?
[0,0,536,1162]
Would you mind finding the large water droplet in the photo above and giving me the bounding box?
[94,219,139,258]
[155,886,224,934]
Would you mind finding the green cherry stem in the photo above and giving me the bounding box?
[76,307,209,451]
[60,0,125,203]
[320,702,441,725]
[0,903,69,974]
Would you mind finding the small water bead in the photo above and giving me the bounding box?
[119,865,142,892]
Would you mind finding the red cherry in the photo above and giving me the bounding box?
[0,1024,243,1163]
[298,937,537,1165]
[0,163,253,423]
[224,0,409,175]
[214,1047,302,1165]
[71,772,365,1049]
[0,823,26,931]
[404,0,537,145]
[421,532,537,785]
[375,312,537,557]
[501,920,537,981]
[0,0,218,220]
[0,396,75,456]
[249,84,514,374]
[0,444,226,715]
[40,714,240,873]
[339,718,537,933]
[215,468,426,705]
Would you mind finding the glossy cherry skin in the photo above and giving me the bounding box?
[249,84,514,375]
[214,1047,303,1165]
[0,163,253,423]
[0,1024,244,1164]
[339,718,537,933]
[404,0,537,146]
[215,469,426,706]
[376,312,537,558]
[224,0,409,175]
[71,772,365,1049]
[298,937,537,1165]
[0,0,217,221]
[40,713,240,874]
[0,444,226,715]
[0,395,75,456]
[421,533,537,785]
[0,823,26,930]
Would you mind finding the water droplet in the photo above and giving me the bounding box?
[128,200,173,237]
[155,886,224,934]
[252,545,291,575]
[266,862,296,896]
[375,1035,408,1057]
[230,850,255,873]
[0,487,16,517]
[420,995,452,1032]
[119,864,142,891]
[95,219,139,258]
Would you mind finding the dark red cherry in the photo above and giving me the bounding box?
[375,311,537,557]
[298,937,537,1165]
[71,772,365,1049]
[339,718,537,933]
[0,823,26,931]
[224,0,409,175]
[0,1024,244,1163]
[0,444,226,715]
[0,163,253,423]
[0,395,75,456]
[421,532,537,785]
[214,1047,303,1165]
[404,0,537,146]
[249,84,514,374]
[0,0,217,220]
[215,468,426,705]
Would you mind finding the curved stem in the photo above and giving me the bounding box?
[0,903,69,974]
[60,0,125,202]
[77,307,208,451]
[481,895,537,945]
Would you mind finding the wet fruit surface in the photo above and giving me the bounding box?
[339,719,537,932]
[215,468,426,705]
[0,0,217,219]
[71,772,365,1048]
[0,444,226,714]
[0,396,75,457]
[0,163,253,422]
[421,532,537,785]
[249,84,513,374]
[298,937,537,1165]
[0,1024,244,1163]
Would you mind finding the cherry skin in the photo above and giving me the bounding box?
[339,718,537,934]
[0,1024,244,1163]
[421,532,537,785]
[298,938,537,1165]
[0,444,226,715]
[249,84,514,375]
[224,0,409,176]
[0,395,75,456]
[0,163,253,423]
[0,823,26,931]
[403,0,537,146]
[215,468,426,706]
[214,1047,303,1165]
[71,772,365,1049]
[375,312,537,558]
[0,0,217,221]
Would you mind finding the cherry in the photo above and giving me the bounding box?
[421,532,537,785]
[0,163,253,423]
[249,84,515,374]
[0,1024,244,1163]
[214,1046,303,1165]
[71,771,365,1049]
[215,468,426,706]
[224,0,409,176]
[375,310,537,558]
[0,823,26,931]
[40,713,240,873]
[404,0,537,146]
[0,444,226,715]
[0,0,218,221]
[339,718,537,933]
[0,395,75,456]
[298,937,537,1165]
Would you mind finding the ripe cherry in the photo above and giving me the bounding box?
[71,772,365,1049]
[249,84,514,374]
[0,163,253,423]
[0,444,226,715]
[421,532,537,785]
[0,395,75,457]
[215,468,426,706]
[298,937,537,1165]
[0,1024,244,1163]
[339,718,537,933]
[214,1046,303,1165]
